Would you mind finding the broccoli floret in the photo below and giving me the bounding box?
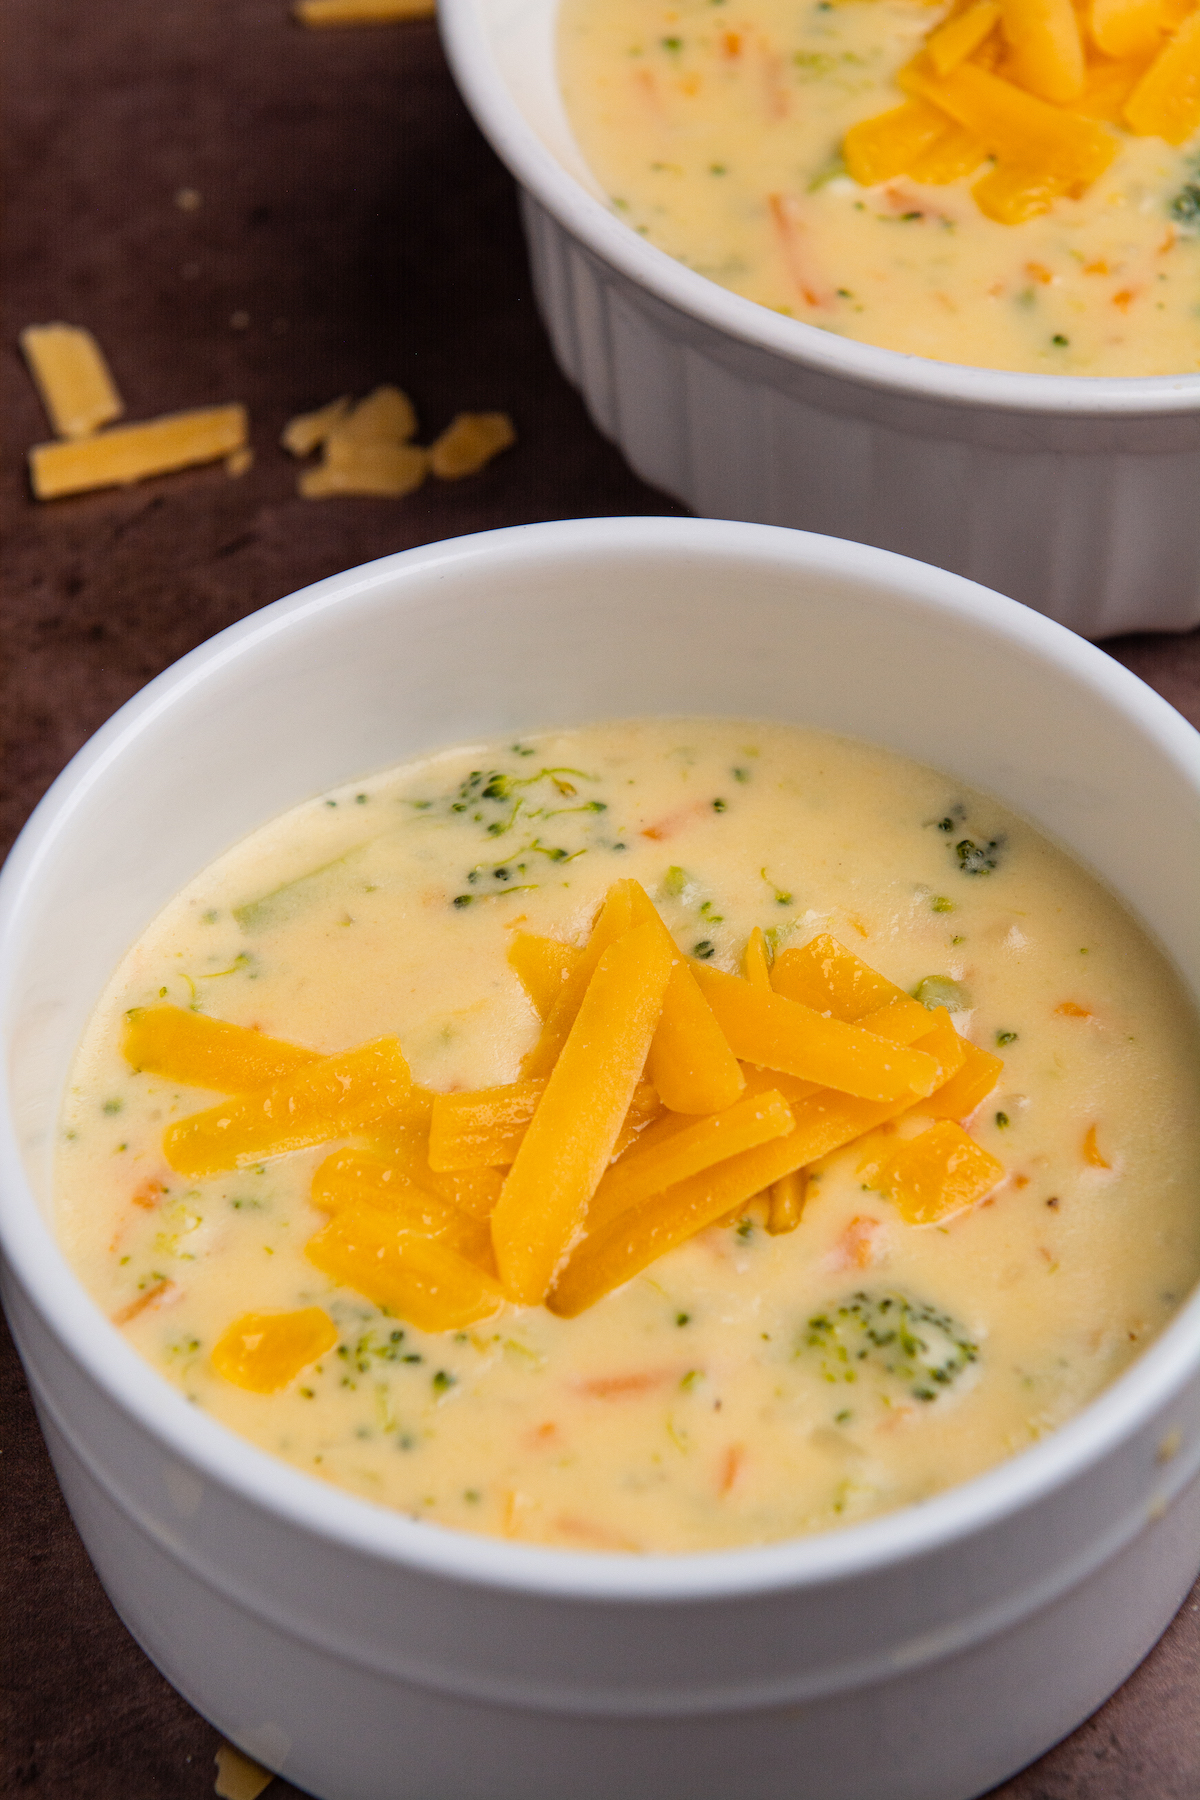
[1171,181,1200,224]
[799,1290,978,1405]
[956,836,1002,875]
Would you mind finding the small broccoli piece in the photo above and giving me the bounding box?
[1171,181,1200,224]
[913,975,970,1012]
[800,1291,978,1405]
[956,837,1002,875]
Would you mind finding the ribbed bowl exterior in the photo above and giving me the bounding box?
[521,195,1200,640]
[437,0,1200,640]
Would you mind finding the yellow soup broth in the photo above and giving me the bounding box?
[55,720,1200,1552]
[558,0,1200,374]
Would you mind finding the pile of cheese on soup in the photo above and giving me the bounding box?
[559,0,1200,373]
[55,720,1200,1553]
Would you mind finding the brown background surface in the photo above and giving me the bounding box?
[2,2,1200,1795]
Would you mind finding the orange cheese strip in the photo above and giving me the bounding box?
[628,882,745,1113]
[307,1203,505,1331]
[894,1005,966,1088]
[20,323,124,439]
[928,0,1001,71]
[908,62,1117,185]
[429,411,517,479]
[689,962,940,1101]
[545,1003,973,1314]
[373,1083,436,1136]
[361,1127,501,1216]
[557,1060,948,1318]
[767,1170,807,1235]
[122,1004,319,1092]
[549,1093,797,1317]
[881,1120,1005,1222]
[915,1034,1003,1119]
[1125,8,1200,138]
[294,0,437,24]
[853,1010,969,1146]
[739,993,935,1109]
[163,1037,411,1176]
[281,394,351,457]
[211,1307,337,1393]
[429,1078,547,1170]
[857,993,943,1044]
[609,1106,700,1161]
[1000,0,1086,102]
[646,961,746,1113]
[739,1063,825,1106]
[586,1090,795,1234]
[507,932,582,1019]
[771,933,908,1018]
[331,384,419,443]
[606,1082,665,1159]
[843,98,953,184]
[1090,0,1165,59]
[972,162,1068,223]
[720,1006,965,1188]
[434,1165,506,1219]
[686,1089,921,1198]
[311,1148,494,1264]
[520,882,636,1078]
[908,123,988,181]
[427,1079,660,1171]
[367,1109,506,1217]
[493,921,674,1304]
[29,404,248,499]
[300,441,428,500]
[1072,55,1153,119]
[743,927,772,990]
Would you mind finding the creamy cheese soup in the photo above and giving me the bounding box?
[56,721,1200,1552]
[558,0,1200,374]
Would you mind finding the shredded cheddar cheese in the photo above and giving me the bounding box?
[29,404,249,500]
[214,1742,276,1800]
[844,0,1200,220]
[19,323,124,440]
[294,0,436,25]
[429,411,517,478]
[141,881,1006,1336]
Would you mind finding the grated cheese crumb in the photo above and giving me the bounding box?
[214,1741,275,1800]
[225,447,255,478]
[294,0,436,24]
[280,395,351,458]
[429,410,517,479]
[334,384,418,445]
[20,324,124,440]
[299,439,429,498]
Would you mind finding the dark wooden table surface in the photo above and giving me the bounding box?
[3,3,1200,1795]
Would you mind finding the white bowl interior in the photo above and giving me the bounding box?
[483,0,604,195]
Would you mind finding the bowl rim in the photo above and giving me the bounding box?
[438,0,1200,420]
[3,514,1200,1605]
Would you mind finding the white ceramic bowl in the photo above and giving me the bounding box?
[2,517,1200,1800]
[439,0,1200,640]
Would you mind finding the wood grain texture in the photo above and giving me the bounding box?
[1,0,1197,1794]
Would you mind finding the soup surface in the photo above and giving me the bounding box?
[558,0,1200,375]
[56,720,1200,1552]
